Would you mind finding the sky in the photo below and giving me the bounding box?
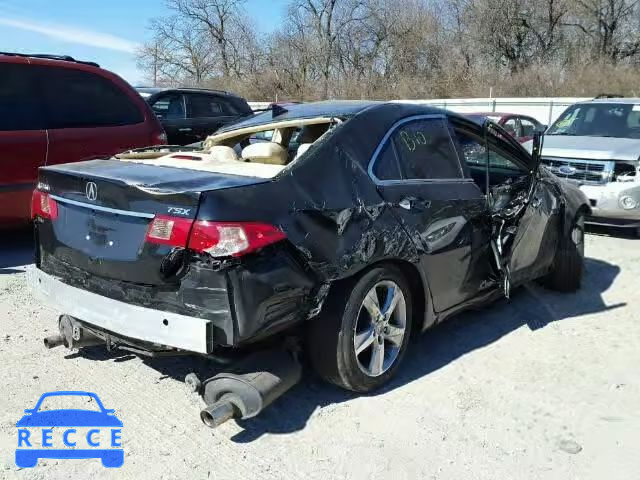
[0,0,288,84]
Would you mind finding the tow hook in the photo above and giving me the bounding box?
[193,348,302,428]
[43,315,102,350]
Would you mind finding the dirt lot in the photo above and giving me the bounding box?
[0,229,638,480]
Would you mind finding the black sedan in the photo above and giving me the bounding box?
[30,101,589,396]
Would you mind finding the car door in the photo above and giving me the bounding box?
[370,114,492,313]
[149,92,190,145]
[500,116,519,141]
[185,93,238,142]
[452,120,559,295]
[518,116,540,143]
[0,61,47,225]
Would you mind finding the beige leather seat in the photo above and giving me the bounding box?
[294,143,312,160]
[207,145,239,163]
[241,142,288,165]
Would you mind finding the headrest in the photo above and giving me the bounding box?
[207,145,239,163]
[295,143,312,160]
[241,142,287,165]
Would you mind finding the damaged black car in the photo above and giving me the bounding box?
[29,101,590,425]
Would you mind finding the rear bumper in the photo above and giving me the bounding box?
[28,266,213,353]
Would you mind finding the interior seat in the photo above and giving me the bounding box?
[295,143,312,160]
[206,145,240,163]
[241,142,288,165]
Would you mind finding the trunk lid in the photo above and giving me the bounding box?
[37,159,268,285]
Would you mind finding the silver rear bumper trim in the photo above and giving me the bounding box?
[27,266,210,353]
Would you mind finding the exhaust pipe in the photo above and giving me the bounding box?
[43,315,103,350]
[44,334,65,349]
[200,394,237,428]
[198,349,302,428]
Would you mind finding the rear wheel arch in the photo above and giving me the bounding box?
[324,258,428,333]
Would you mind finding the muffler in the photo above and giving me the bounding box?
[43,315,103,350]
[198,348,302,428]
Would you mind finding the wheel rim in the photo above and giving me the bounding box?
[353,280,407,377]
[571,218,585,257]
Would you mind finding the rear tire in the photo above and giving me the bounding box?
[307,265,412,392]
[542,213,585,292]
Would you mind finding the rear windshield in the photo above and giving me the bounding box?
[547,103,640,139]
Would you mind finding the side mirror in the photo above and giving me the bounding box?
[23,409,34,414]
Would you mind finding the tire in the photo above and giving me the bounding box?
[542,213,585,292]
[307,265,412,392]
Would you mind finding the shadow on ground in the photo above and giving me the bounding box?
[71,255,622,442]
[0,228,34,273]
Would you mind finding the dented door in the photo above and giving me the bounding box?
[370,115,492,312]
[484,125,555,297]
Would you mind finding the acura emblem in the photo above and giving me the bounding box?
[85,182,98,201]
[558,165,576,175]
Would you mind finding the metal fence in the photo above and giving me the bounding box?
[248,97,591,125]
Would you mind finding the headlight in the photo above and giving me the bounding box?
[619,195,638,209]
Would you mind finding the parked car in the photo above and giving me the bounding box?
[0,52,166,228]
[530,98,640,235]
[29,101,589,419]
[468,112,546,143]
[136,87,253,145]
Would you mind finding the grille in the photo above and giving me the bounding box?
[542,157,614,185]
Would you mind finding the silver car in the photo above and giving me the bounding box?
[537,98,640,235]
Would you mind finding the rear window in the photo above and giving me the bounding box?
[373,117,463,180]
[151,93,185,119]
[40,66,144,129]
[0,63,45,131]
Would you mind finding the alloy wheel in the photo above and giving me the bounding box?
[353,280,407,377]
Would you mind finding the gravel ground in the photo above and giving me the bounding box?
[0,228,638,480]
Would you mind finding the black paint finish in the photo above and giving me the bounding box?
[34,102,590,351]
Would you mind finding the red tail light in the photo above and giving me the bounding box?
[151,129,167,146]
[31,190,58,220]
[145,215,192,247]
[145,216,286,257]
[189,222,287,257]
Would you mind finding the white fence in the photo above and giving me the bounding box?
[249,97,590,126]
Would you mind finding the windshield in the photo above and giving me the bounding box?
[547,103,640,138]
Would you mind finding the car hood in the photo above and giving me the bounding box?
[16,410,123,427]
[540,135,640,162]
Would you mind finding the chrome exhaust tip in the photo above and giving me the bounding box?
[43,334,65,349]
[200,395,237,428]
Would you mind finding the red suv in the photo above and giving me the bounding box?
[0,53,166,227]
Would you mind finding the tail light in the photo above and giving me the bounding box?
[145,215,192,246]
[151,129,167,146]
[31,190,58,220]
[189,222,287,257]
[145,217,286,257]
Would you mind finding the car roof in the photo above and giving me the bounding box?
[578,98,640,104]
[137,86,243,99]
[469,112,513,117]
[0,51,100,68]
